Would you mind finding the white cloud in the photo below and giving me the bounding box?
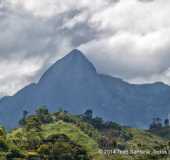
[0,0,170,96]
[0,57,45,96]
[6,0,110,17]
[80,0,170,82]
[89,0,170,33]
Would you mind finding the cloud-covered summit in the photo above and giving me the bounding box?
[0,0,170,96]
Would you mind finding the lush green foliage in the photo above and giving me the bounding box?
[0,107,170,160]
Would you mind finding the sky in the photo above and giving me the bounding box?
[0,0,170,96]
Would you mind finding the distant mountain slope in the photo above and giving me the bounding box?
[0,49,170,129]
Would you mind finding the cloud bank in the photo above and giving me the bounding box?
[0,0,170,96]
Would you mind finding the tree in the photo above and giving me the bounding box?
[36,106,53,124]
[83,109,93,120]
[149,117,162,129]
[25,116,42,131]
[0,139,8,152]
[91,117,103,129]
[6,149,25,159]
[164,119,169,127]
[23,110,28,118]
[0,126,6,139]
[19,110,28,126]
[38,134,89,160]
[36,106,49,115]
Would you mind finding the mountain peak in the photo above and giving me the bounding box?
[38,49,97,83]
[69,49,84,56]
[63,49,88,61]
[58,49,96,71]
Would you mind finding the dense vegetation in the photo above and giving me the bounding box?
[0,106,170,159]
[149,117,170,139]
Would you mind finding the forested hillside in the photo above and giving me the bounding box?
[0,107,170,160]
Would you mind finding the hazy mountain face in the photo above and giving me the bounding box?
[0,49,170,129]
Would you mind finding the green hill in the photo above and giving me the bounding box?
[7,121,103,160]
[149,126,170,140]
[0,107,170,160]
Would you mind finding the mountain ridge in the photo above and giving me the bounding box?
[0,49,170,129]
